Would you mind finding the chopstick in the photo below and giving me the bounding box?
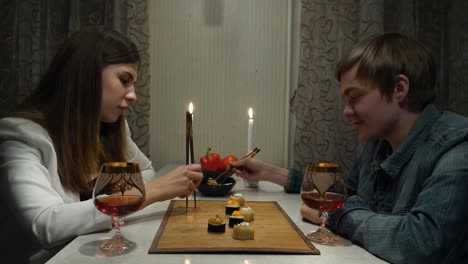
[241,147,261,160]
[213,147,261,184]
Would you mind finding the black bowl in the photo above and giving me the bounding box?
[197,177,236,197]
[197,170,236,196]
[200,170,224,183]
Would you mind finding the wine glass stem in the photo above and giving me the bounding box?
[319,211,328,230]
[99,216,135,254]
[112,216,124,232]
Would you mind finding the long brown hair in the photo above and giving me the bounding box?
[12,27,140,193]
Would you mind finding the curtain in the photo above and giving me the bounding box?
[0,0,151,157]
[293,0,468,171]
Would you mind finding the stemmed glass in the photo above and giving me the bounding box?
[93,162,146,255]
[300,162,347,246]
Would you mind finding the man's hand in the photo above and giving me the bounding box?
[300,203,321,224]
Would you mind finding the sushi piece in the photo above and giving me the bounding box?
[240,207,255,222]
[225,199,240,215]
[207,179,218,185]
[229,210,245,227]
[207,215,226,233]
[229,193,245,206]
[232,222,254,240]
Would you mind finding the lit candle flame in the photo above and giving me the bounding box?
[248,107,253,119]
[189,102,194,114]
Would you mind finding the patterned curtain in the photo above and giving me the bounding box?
[0,0,151,157]
[292,0,383,171]
[293,0,468,171]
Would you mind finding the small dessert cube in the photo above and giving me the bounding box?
[232,222,254,240]
[229,193,245,206]
[240,207,255,222]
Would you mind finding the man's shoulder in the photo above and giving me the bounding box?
[436,109,468,127]
[430,110,468,142]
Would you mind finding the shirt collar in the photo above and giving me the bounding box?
[379,104,442,178]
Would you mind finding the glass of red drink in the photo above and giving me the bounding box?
[93,162,145,255]
[300,162,347,246]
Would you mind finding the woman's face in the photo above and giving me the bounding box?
[100,63,138,123]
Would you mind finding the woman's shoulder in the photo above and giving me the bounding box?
[0,117,51,144]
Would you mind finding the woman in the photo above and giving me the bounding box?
[0,27,202,263]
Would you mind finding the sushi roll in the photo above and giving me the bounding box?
[229,193,245,206]
[240,207,255,222]
[232,222,254,240]
[228,210,245,228]
[207,215,226,233]
[225,199,240,215]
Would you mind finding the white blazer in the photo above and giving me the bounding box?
[0,117,156,263]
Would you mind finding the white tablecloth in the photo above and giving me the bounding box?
[46,165,386,264]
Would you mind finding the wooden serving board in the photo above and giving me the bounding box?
[148,200,320,254]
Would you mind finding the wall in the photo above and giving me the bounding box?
[148,0,294,169]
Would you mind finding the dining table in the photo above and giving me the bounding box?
[46,164,387,264]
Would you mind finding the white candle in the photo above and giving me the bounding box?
[247,107,254,152]
[245,107,258,188]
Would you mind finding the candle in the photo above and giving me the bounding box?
[247,107,254,151]
[245,107,258,188]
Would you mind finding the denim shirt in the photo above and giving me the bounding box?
[284,168,304,193]
[325,104,468,263]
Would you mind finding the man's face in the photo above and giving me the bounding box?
[340,65,401,142]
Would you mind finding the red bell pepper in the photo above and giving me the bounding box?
[200,147,223,171]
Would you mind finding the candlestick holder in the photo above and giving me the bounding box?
[185,108,197,209]
[244,179,259,188]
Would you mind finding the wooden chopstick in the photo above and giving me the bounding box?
[214,147,261,183]
[240,147,260,159]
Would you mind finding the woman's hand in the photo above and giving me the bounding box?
[144,164,203,205]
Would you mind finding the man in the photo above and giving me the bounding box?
[232,33,468,263]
